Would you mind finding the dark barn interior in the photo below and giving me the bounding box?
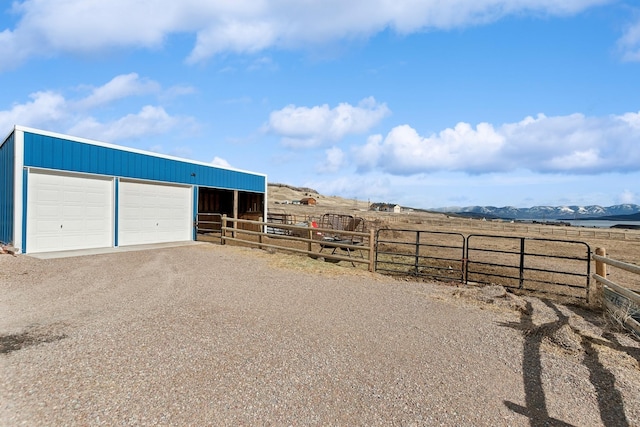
[197,187,264,232]
[198,187,234,217]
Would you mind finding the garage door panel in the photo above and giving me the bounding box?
[35,204,60,217]
[62,234,91,247]
[87,220,109,232]
[86,206,107,217]
[118,181,192,246]
[31,236,60,252]
[62,205,86,219]
[27,171,113,253]
[64,191,84,203]
[34,219,60,233]
[37,189,59,202]
[63,221,83,232]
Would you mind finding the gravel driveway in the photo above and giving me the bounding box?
[1,243,639,426]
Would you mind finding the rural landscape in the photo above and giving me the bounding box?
[266,183,640,279]
[2,184,640,425]
[3,1,640,425]
[265,183,640,306]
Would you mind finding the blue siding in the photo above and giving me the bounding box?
[22,132,265,192]
[0,132,15,244]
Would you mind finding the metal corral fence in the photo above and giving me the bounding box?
[265,210,295,235]
[382,215,640,241]
[592,249,640,337]
[268,209,640,241]
[466,235,591,302]
[375,229,466,283]
[376,229,593,303]
[203,213,597,303]
[195,213,223,236]
[219,215,376,271]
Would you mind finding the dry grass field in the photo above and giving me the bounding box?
[267,184,640,297]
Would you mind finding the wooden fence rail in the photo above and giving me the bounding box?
[407,218,640,241]
[592,248,640,337]
[220,215,376,272]
[273,212,640,241]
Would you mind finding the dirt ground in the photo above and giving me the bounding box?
[1,243,639,426]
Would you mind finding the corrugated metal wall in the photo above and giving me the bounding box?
[23,131,265,193]
[0,132,15,244]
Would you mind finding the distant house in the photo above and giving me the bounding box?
[369,202,401,213]
[300,197,317,206]
[381,204,402,213]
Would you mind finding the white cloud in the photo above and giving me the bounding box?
[162,84,197,100]
[619,190,636,204]
[247,56,278,72]
[618,16,640,61]
[0,91,68,130]
[307,174,394,202]
[618,110,640,128]
[188,21,277,64]
[316,147,346,173]
[0,0,610,70]
[354,111,640,175]
[75,73,161,109]
[266,97,391,148]
[211,156,232,168]
[356,122,505,174]
[67,106,184,141]
[545,149,601,171]
[0,74,195,142]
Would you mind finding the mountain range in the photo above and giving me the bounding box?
[433,204,640,220]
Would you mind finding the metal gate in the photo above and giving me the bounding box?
[375,229,466,282]
[465,235,591,300]
[374,229,592,302]
[195,213,222,240]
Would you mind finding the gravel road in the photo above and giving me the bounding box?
[1,243,639,426]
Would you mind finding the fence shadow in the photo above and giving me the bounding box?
[500,300,630,426]
[564,307,639,427]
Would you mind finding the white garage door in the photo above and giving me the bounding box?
[27,171,114,253]
[118,180,192,246]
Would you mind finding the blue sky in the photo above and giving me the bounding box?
[1,0,640,209]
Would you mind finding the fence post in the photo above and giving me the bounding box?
[595,247,607,277]
[308,228,313,254]
[414,231,420,275]
[369,228,375,272]
[232,216,237,240]
[221,214,227,245]
[592,247,607,308]
[518,238,525,289]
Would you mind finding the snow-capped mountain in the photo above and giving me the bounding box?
[433,204,640,220]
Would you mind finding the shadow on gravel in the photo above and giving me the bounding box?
[0,327,67,355]
[501,300,631,427]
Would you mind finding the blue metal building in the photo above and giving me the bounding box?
[0,126,267,254]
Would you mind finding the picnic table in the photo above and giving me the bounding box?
[315,213,367,265]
